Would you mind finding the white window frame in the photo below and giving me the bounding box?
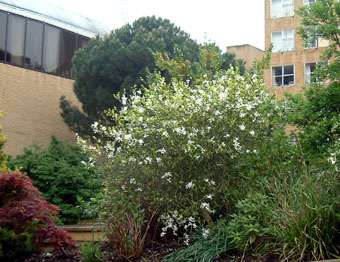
[304,0,316,5]
[271,0,294,18]
[271,30,295,52]
[272,64,295,87]
[304,62,317,84]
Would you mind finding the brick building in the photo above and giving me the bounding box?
[264,0,328,95]
[226,44,264,69]
[0,0,104,155]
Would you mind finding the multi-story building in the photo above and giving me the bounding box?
[0,0,104,155]
[264,0,329,95]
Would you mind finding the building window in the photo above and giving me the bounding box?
[6,14,25,66]
[24,20,43,70]
[272,65,295,87]
[271,0,294,18]
[59,30,77,78]
[305,62,317,84]
[272,30,295,52]
[0,12,7,62]
[43,25,61,74]
[304,0,316,5]
[0,10,89,78]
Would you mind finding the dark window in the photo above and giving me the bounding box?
[24,20,43,70]
[0,12,7,62]
[59,30,77,78]
[78,36,89,49]
[272,65,294,87]
[6,14,25,66]
[43,25,60,74]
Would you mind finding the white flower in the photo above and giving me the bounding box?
[124,134,132,140]
[233,137,242,151]
[200,202,213,213]
[239,124,246,131]
[158,148,166,154]
[204,179,216,186]
[249,130,255,136]
[246,104,252,111]
[184,233,190,245]
[328,153,336,165]
[205,194,213,200]
[202,228,210,239]
[188,217,195,223]
[162,131,169,137]
[129,178,136,184]
[185,181,194,189]
[138,139,144,145]
[161,172,172,182]
[122,95,127,106]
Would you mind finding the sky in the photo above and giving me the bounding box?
[55,0,265,51]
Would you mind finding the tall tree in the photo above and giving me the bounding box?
[60,16,200,138]
[154,43,246,83]
[288,0,340,155]
[298,0,339,82]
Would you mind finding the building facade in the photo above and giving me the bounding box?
[0,0,104,155]
[226,44,264,69]
[264,0,328,95]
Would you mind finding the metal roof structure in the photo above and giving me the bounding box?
[0,0,107,37]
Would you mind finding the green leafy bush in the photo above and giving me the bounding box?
[9,137,101,224]
[83,68,282,247]
[166,154,340,261]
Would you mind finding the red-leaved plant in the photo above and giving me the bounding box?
[0,172,75,259]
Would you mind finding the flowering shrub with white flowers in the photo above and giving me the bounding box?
[90,68,281,241]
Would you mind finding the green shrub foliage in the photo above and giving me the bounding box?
[10,137,101,224]
[83,68,282,242]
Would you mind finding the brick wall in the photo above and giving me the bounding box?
[264,0,327,96]
[227,44,264,69]
[0,63,81,156]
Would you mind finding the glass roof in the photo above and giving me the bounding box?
[0,0,107,37]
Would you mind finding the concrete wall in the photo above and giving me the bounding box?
[0,63,81,156]
[227,44,264,69]
[264,0,326,95]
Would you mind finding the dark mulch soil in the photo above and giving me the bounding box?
[22,248,81,262]
[215,254,280,262]
[101,240,179,262]
[19,243,281,262]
